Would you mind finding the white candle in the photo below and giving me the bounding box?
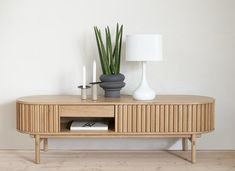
[82,66,86,88]
[93,60,96,82]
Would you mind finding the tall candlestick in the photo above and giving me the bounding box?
[93,60,96,82]
[82,66,86,88]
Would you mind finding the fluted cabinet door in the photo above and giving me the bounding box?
[16,103,59,133]
[115,103,214,133]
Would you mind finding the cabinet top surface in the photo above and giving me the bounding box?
[17,95,214,105]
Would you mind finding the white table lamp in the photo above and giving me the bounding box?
[126,34,163,100]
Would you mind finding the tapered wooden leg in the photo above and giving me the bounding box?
[35,135,40,164]
[182,138,188,151]
[43,138,48,152]
[191,134,196,164]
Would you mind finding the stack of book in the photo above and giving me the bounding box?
[70,121,108,131]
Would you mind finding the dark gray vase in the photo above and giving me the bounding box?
[99,73,125,98]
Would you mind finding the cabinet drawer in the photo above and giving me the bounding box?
[59,105,114,117]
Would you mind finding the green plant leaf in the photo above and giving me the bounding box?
[105,28,110,66]
[94,27,106,74]
[97,29,111,74]
[113,23,120,74]
[117,25,123,73]
[107,26,115,74]
[93,23,123,75]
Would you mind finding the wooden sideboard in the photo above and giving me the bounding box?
[16,95,215,164]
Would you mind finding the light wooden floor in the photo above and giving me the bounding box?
[0,150,235,171]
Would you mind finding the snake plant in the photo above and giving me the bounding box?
[94,23,123,75]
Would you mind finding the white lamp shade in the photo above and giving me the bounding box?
[126,34,163,61]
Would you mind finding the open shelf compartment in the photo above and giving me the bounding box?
[60,117,115,133]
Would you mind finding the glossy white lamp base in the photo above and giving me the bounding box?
[133,61,156,100]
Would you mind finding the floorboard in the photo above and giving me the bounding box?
[0,150,235,171]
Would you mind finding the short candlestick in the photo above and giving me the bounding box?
[78,85,90,100]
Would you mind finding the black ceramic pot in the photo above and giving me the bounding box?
[99,73,125,98]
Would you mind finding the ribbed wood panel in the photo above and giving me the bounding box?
[115,103,214,133]
[16,103,59,133]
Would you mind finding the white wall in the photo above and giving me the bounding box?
[0,0,235,150]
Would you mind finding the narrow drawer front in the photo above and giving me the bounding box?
[59,105,114,117]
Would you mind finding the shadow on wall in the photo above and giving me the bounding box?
[0,101,16,129]
[49,138,178,150]
[0,99,34,149]
[0,100,18,147]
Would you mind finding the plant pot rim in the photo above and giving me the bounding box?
[101,73,124,76]
[100,73,125,82]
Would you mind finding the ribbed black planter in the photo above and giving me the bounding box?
[99,73,125,98]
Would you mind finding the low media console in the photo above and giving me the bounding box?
[16,95,215,164]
